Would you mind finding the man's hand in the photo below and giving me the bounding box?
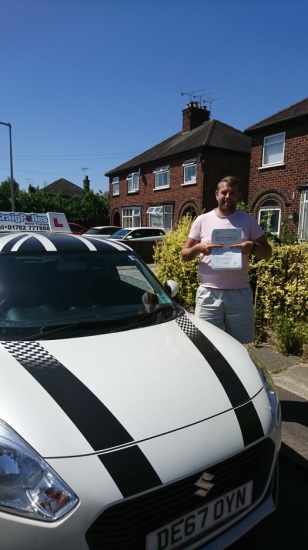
[229,241,254,255]
[229,236,272,259]
[181,237,222,261]
[199,242,223,256]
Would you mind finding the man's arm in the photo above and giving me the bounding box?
[181,237,222,261]
[229,235,272,259]
[250,235,272,259]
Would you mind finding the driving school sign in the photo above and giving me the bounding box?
[0,212,70,232]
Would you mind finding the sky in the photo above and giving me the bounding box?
[1,0,308,195]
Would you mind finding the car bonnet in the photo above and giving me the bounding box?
[0,313,264,460]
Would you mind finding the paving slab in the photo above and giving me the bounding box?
[272,365,308,401]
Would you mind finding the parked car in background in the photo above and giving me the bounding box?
[68,222,88,235]
[108,227,166,241]
[84,226,121,237]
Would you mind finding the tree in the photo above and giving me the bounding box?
[0,178,110,227]
[0,178,20,210]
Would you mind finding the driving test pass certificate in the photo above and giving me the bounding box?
[211,228,242,270]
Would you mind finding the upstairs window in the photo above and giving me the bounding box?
[112,177,119,196]
[154,166,170,189]
[127,173,139,193]
[262,132,285,166]
[182,158,197,184]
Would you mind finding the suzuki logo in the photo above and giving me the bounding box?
[194,472,215,497]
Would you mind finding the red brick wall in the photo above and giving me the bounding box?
[247,118,308,234]
[202,148,250,212]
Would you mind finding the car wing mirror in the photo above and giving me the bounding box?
[164,280,179,297]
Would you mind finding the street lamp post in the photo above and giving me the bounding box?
[0,121,15,211]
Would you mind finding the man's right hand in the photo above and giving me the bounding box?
[181,238,222,261]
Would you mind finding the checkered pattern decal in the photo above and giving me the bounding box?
[176,314,201,342]
[2,341,59,370]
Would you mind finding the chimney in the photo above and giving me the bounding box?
[83,175,90,192]
[182,102,210,133]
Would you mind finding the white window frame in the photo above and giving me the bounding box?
[112,177,119,196]
[147,205,173,230]
[127,173,139,193]
[262,132,285,167]
[154,166,170,189]
[182,158,197,184]
[122,207,141,228]
[298,189,308,241]
[258,201,281,236]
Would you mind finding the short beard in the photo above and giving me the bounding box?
[220,202,236,214]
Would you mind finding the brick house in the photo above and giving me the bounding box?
[105,103,251,230]
[245,97,308,240]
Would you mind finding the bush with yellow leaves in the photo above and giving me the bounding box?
[153,215,199,308]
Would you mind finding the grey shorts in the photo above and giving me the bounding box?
[195,286,255,344]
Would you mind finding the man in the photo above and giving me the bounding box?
[181,176,272,344]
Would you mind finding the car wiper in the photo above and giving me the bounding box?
[25,319,116,341]
[108,304,176,333]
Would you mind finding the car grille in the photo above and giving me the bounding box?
[86,438,275,550]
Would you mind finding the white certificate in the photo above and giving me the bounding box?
[211,228,242,270]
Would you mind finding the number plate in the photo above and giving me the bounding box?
[146,481,253,550]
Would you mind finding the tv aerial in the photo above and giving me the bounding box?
[203,97,223,119]
[181,89,211,102]
[81,167,89,177]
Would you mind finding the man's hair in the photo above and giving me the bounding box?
[217,176,242,192]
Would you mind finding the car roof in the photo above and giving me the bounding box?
[91,226,120,229]
[0,231,132,254]
[122,227,166,231]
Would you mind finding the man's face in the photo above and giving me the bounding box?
[215,182,242,214]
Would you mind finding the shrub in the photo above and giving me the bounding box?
[272,314,303,355]
[153,216,199,307]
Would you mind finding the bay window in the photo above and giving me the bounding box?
[147,205,173,231]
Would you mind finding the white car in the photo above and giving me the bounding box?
[84,226,121,238]
[107,227,166,241]
[0,212,281,549]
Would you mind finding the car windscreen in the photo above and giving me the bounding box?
[108,229,131,239]
[0,251,175,340]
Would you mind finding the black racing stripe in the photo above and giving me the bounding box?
[99,446,162,498]
[2,341,162,497]
[176,315,264,444]
[235,402,264,446]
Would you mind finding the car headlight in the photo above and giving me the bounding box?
[248,351,281,427]
[0,421,78,521]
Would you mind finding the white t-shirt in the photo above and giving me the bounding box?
[189,209,264,289]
